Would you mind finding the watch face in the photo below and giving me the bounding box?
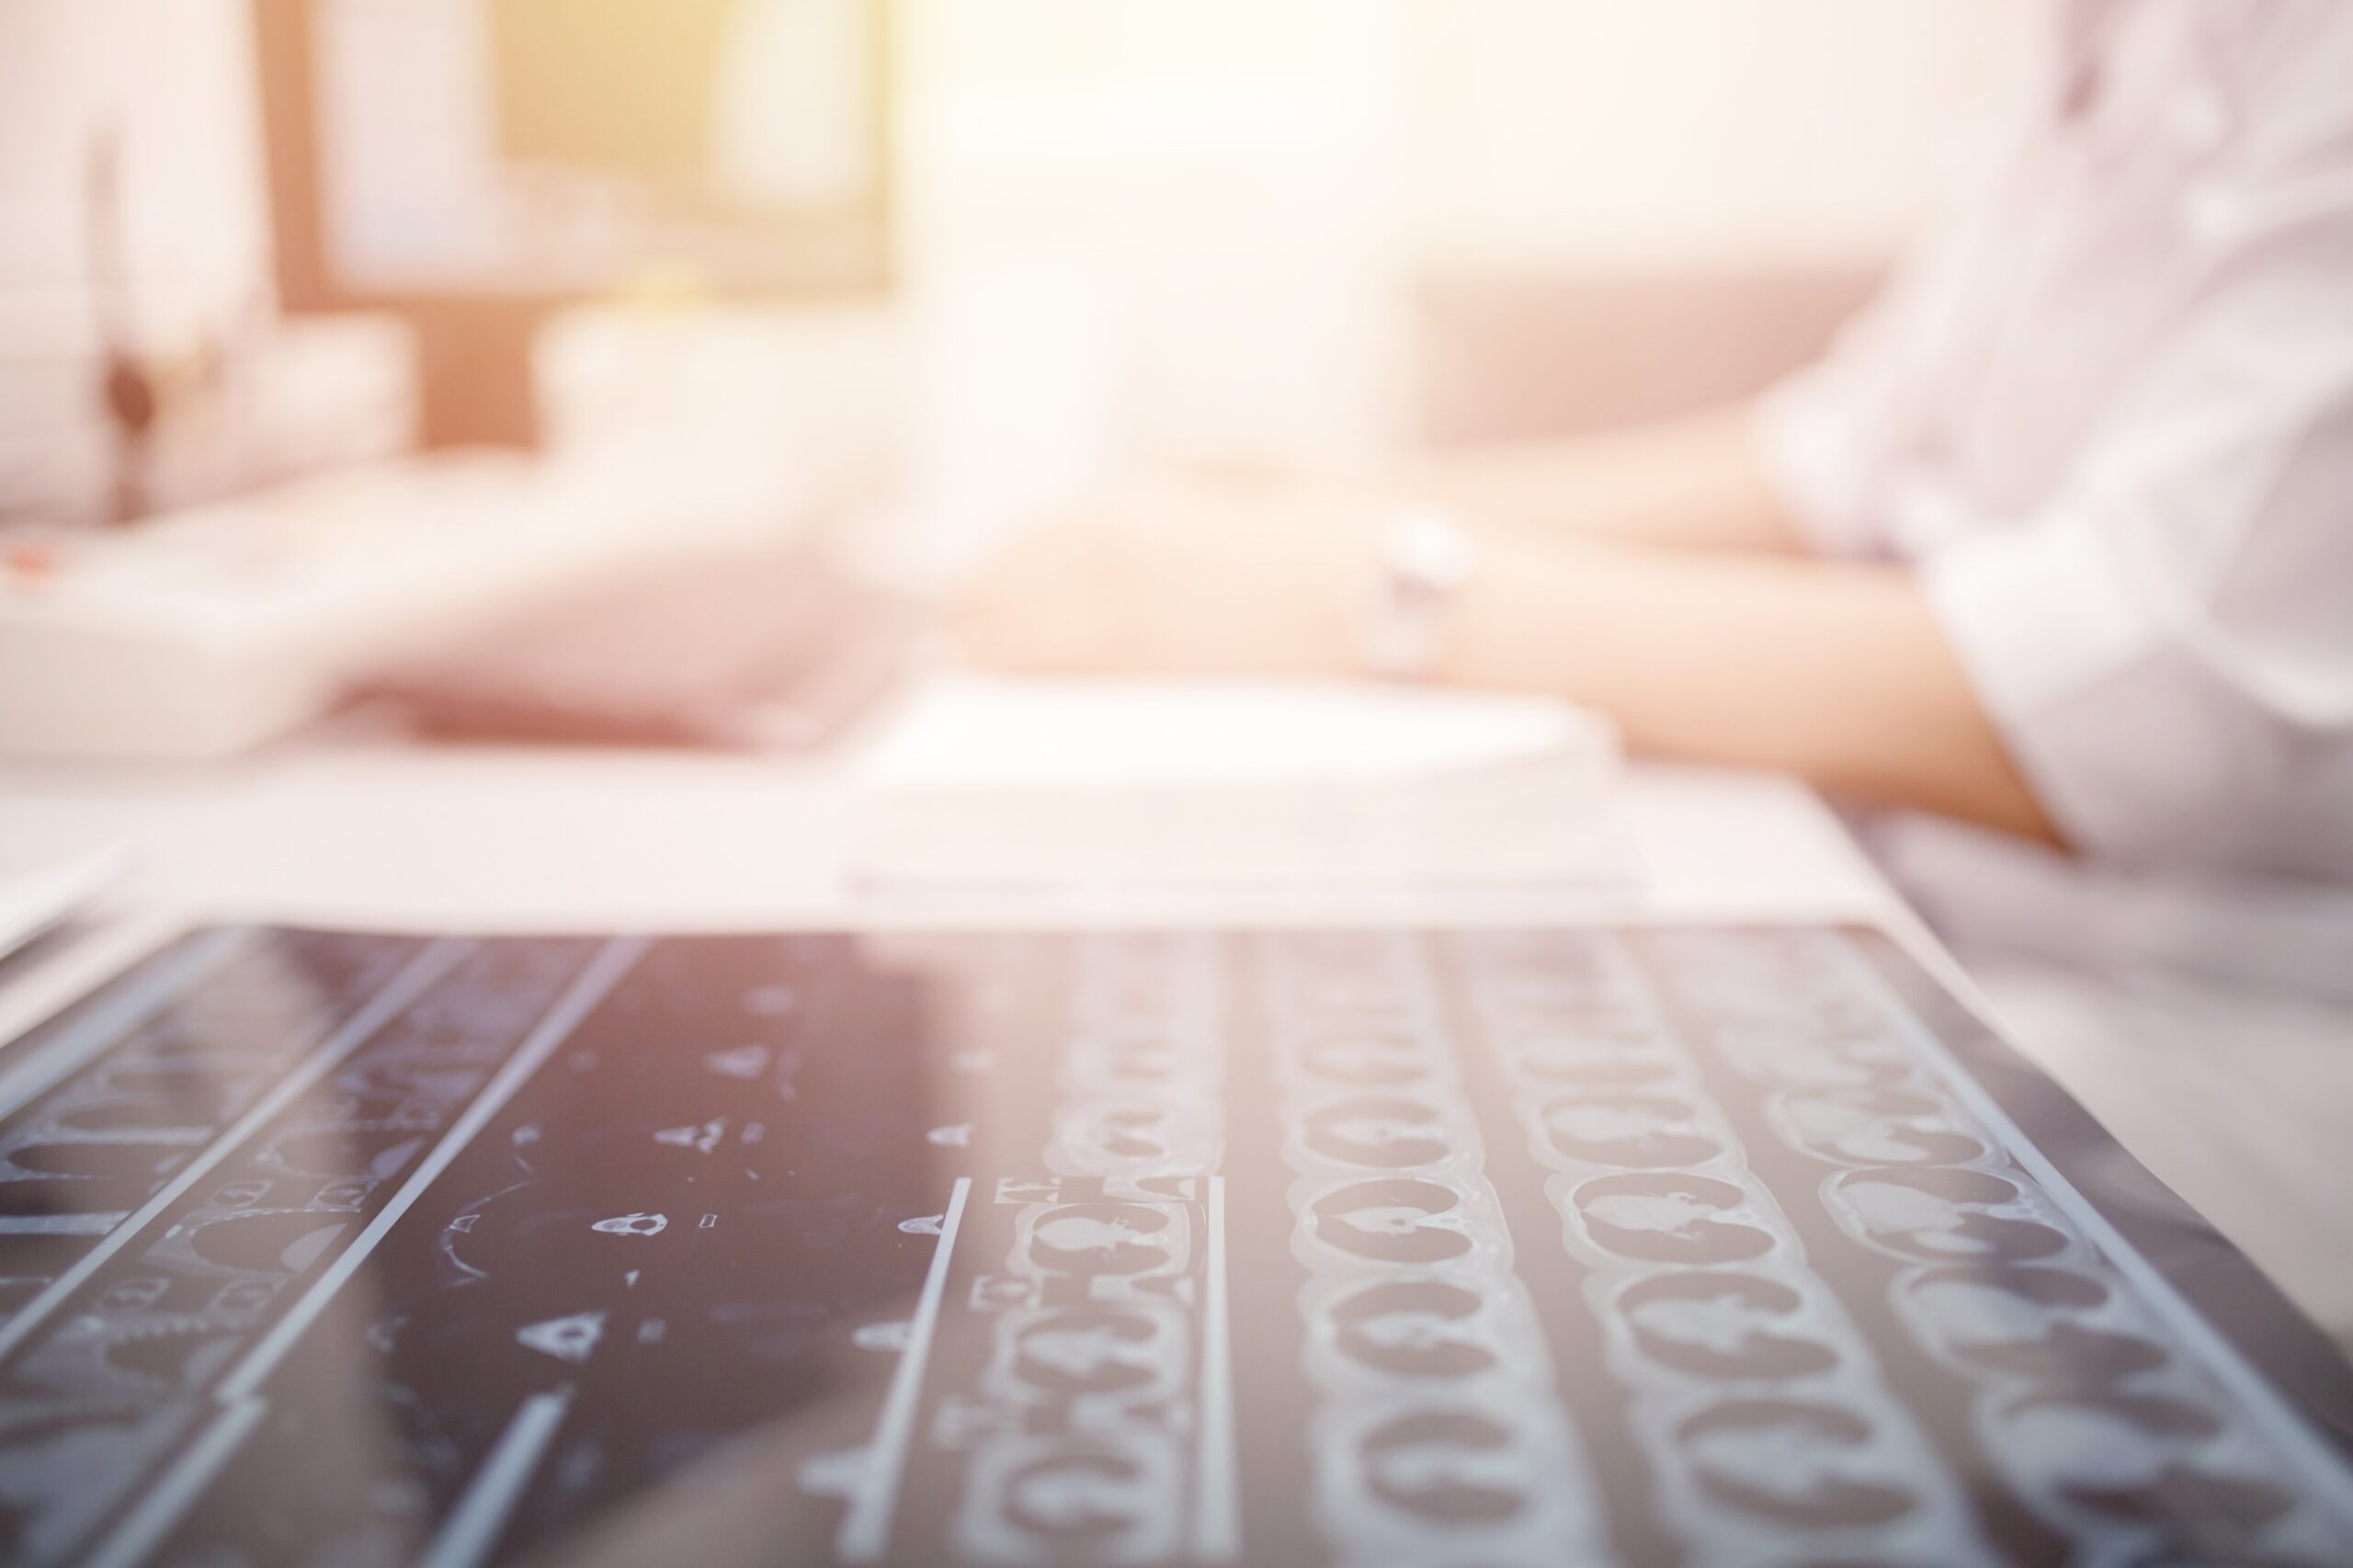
[0,924,2346,1568]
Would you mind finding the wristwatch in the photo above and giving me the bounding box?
[1362,508,1476,680]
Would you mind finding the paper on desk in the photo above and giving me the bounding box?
[855,675,1623,891]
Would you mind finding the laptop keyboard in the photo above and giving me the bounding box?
[0,925,2346,1567]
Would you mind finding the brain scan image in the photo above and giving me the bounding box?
[997,1447,1162,1545]
[1997,1391,2297,1535]
[1717,1021,1910,1090]
[1768,1086,1988,1167]
[1296,1030,1429,1088]
[1357,1409,1532,1525]
[1328,1279,1498,1381]
[1063,1105,1173,1164]
[1054,1101,1222,1175]
[1009,1309,1170,1399]
[1677,1398,1917,1529]
[1071,1025,1182,1086]
[1539,1092,1722,1169]
[1574,1173,1777,1266]
[1024,1204,1180,1278]
[1619,1270,1838,1382]
[1300,1096,1449,1170]
[1900,1266,2167,1381]
[1508,1040,1679,1090]
[1310,1178,1475,1266]
[1828,1169,2069,1265]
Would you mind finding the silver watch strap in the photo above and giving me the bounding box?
[1363,509,1475,680]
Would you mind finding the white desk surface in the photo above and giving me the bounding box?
[2,693,2346,1346]
[0,700,1899,935]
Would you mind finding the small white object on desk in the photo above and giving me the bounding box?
[857,674,1622,892]
[0,846,126,963]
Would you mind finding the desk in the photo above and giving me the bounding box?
[0,695,1894,936]
[2,691,2347,1351]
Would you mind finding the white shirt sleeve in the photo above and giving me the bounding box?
[1751,91,2040,562]
[1753,10,2353,869]
[1924,125,2353,867]
[1752,206,1985,562]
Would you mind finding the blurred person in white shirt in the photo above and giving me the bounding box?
[954,4,2353,1323]
[959,2,2352,966]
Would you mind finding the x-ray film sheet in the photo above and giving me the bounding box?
[0,925,2346,1567]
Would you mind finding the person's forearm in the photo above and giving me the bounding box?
[1402,405,1811,555]
[1442,536,2063,845]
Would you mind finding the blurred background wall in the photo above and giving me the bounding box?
[1,0,2037,529]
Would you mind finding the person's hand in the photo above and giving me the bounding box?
[949,481,1378,676]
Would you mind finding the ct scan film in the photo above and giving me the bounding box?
[0,924,2347,1567]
